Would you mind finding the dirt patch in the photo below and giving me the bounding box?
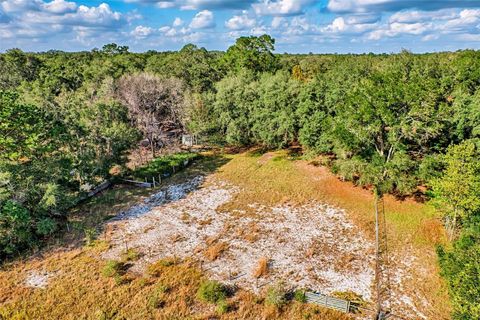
[257,152,276,165]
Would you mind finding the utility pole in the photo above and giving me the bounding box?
[374,187,391,320]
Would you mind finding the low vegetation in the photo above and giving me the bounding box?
[265,282,287,309]
[130,152,199,180]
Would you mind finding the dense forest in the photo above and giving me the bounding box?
[0,36,479,319]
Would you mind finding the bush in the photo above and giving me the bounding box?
[253,257,269,278]
[216,299,229,314]
[265,283,287,309]
[197,280,227,304]
[36,217,57,236]
[438,223,480,320]
[84,228,96,246]
[294,289,307,303]
[121,248,139,262]
[102,260,125,278]
[147,285,169,309]
[0,200,33,257]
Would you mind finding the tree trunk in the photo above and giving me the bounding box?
[449,208,458,240]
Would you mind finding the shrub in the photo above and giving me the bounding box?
[36,217,57,236]
[102,260,125,278]
[197,280,227,304]
[121,248,139,262]
[216,299,229,314]
[294,289,307,303]
[84,228,96,246]
[265,283,287,309]
[131,153,198,180]
[0,200,33,257]
[438,224,480,320]
[147,294,165,309]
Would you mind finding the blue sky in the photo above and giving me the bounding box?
[1,0,480,53]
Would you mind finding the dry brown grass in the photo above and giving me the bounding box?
[204,241,228,261]
[236,222,261,243]
[0,244,350,320]
[170,233,184,243]
[253,257,269,278]
[215,151,451,318]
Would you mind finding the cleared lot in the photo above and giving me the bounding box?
[104,176,375,300]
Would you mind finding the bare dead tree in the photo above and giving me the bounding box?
[117,73,186,157]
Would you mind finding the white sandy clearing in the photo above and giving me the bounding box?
[104,176,375,301]
[24,270,54,289]
[387,250,430,319]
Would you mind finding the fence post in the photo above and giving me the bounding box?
[153,177,156,188]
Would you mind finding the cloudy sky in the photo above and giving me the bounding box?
[1,0,480,53]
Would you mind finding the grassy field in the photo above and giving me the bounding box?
[0,151,450,319]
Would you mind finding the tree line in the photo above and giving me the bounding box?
[0,36,479,318]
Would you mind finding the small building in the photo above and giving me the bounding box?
[182,134,196,147]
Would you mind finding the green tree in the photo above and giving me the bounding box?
[101,43,129,55]
[0,49,41,90]
[223,35,278,74]
[0,91,63,161]
[212,72,257,146]
[251,71,300,148]
[432,140,480,239]
[438,223,480,319]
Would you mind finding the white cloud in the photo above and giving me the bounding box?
[368,21,430,40]
[189,10,215,29]
[1,0,42,13]
[131,25,154,38]
[156,1,176,9]
[422,34,438,41]
[253,0,315,16]
[389,9,454,24]
[173,17,184,26]
[320,15,378,35]
[43,0,77,14]
[0,1,129,43]
[225,12,256,30]
[442,9,480,31]
[326,0,480,14]
[457,33,480,41]
[251,25,268,35]
[126,0,255,10]
[366,8,480,40]
[327,0,387,13]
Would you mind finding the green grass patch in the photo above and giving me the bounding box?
[102,260,126,278]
